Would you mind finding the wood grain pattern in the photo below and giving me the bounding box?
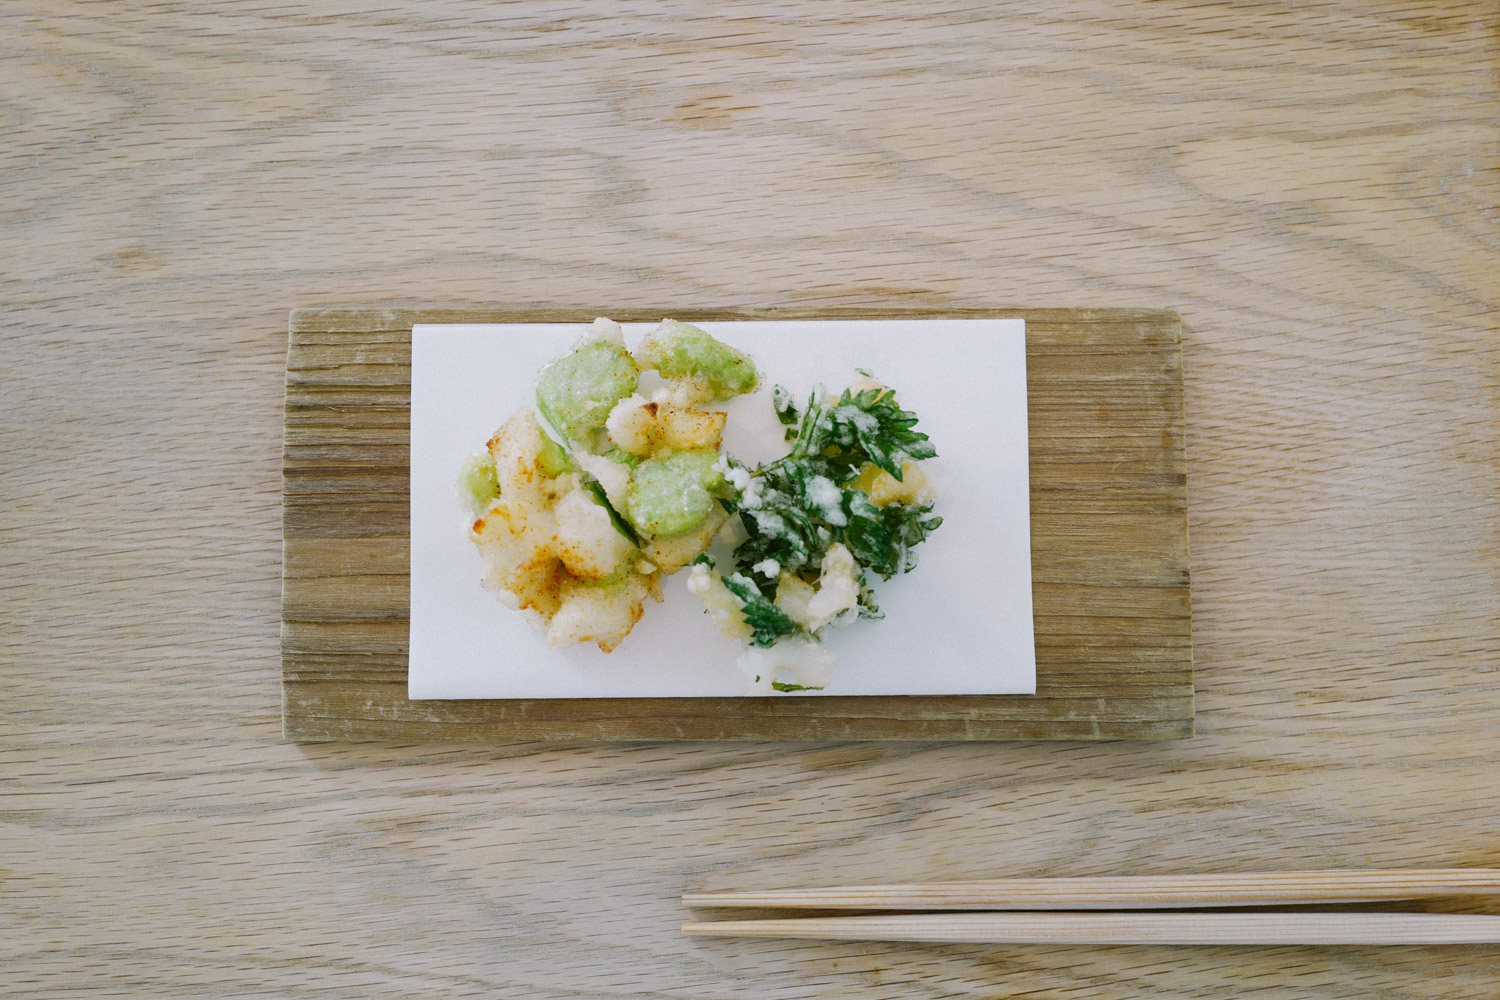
[4,1,1497,996]
[282,306,1192,741]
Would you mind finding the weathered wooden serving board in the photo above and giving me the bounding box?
[282,306,1191,741]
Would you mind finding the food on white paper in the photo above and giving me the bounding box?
[688,379,942,692]
[464,318,749,652]
[634,319,761,401]
[461,318,942,690]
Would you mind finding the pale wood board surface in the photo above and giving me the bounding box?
[4,2,1497,996]
[283,305,1191,741]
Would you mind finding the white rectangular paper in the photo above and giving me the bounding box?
[409,319,1034,698]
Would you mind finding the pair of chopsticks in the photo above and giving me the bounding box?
[682,869,1500,944]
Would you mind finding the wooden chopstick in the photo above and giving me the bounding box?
[683,869,1500,911]
[681,912,1500,945]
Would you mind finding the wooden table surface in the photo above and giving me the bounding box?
[4,3,1496,997]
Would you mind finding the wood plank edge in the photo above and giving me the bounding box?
[289,304,1182,333]
[280,687,1194,742]
[281,716,1194,743]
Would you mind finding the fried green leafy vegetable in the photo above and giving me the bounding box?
[718,570,804,648]
[723,383,942,623]
[784,384,938,480]
[624,449,726,538]
[635,319,759,400]
[691,376,944,693]
[535,341,639,441]
[771,384,801,441]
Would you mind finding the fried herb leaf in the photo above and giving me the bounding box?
[784,385,938,479]
[844,500,943,580]
[772,384,801,438]
[719,573,805,648]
